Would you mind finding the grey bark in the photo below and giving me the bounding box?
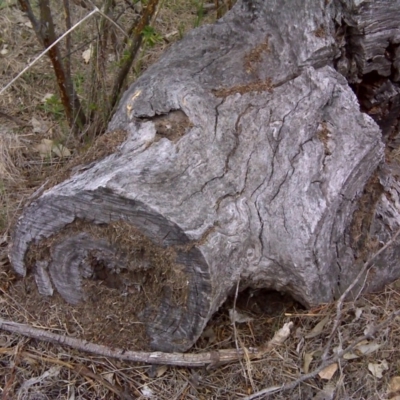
[9,0,400,351]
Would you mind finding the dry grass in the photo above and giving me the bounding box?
[0,130,29,233]
[1,268,400,399]
[1,1,400,399]
[0,0,217,231]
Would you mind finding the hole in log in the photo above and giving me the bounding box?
[138,109,193,143]
[195,288,303,349]
[232,288,303,318]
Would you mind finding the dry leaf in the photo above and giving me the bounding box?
[343,351,359,360]
[305,315,330,339]
[102,372,114,384]
[363,322,376,336]
[140,385,154,398]
[34,139,70,159]
[31,117,49,134]
[355,341,381,356]
[82,46,92,63]
[269,321,293,346]
[341,340,381,360]
[165,30,178,39]
[303,352,314,374]
[388,376,400,400]
[52,143,71,158]
[318,363,338,380]
[35,139,54,158]
[354,308,363,321]
[155,365,168,378]
[368,360,388,379]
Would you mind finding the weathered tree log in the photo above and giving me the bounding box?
[9,0,400,352]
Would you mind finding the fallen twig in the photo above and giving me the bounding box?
[0,318,292,368]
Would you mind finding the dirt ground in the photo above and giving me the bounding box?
[1,1,400,399]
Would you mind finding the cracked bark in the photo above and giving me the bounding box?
[9,0,400,352]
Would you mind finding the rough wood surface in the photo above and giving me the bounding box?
[9,0,400,352]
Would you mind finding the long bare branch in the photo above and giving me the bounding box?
[1,8,98,95]
[0,318,292,368]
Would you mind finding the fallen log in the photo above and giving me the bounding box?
[9,0,400,351]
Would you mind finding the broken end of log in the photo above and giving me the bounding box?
[9,191,214,352]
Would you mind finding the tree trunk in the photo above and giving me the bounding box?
[9,0,400,352]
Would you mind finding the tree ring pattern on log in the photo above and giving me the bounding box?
[13,192,212,352]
